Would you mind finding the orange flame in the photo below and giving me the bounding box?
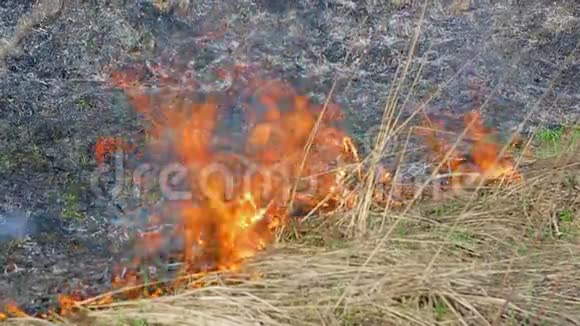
[94,136,135,166]
[419,111,521,190]
[3,301,28,319]
[1,66,526,320]
[107,64,358,283]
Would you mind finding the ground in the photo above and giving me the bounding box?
[0,0,579,325]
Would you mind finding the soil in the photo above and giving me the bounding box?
[0,0,578,314]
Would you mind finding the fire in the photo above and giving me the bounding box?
[419,111,522,190]
[94,136,136,166]
[103,65,522,296]
[2,301,28,319]
[106,64,358,284]
[0,63,526,320]
[58,294,80,316]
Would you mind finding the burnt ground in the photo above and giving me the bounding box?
[0,0,578,314]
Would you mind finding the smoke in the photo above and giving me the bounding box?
[0,209,30,242]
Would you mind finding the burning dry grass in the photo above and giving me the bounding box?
[6,40,580,326]
[3,2,578,323]
[5,151,578,325]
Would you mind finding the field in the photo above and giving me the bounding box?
[0,0,578,325]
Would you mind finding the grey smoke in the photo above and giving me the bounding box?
[0,209,30,242]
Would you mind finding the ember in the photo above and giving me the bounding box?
[94,136,136,167]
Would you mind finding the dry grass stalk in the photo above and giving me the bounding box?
[0,0,63,70]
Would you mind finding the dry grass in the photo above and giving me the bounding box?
[3,1,579,325]
[6,150,578,326]
[0,0,63,71]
